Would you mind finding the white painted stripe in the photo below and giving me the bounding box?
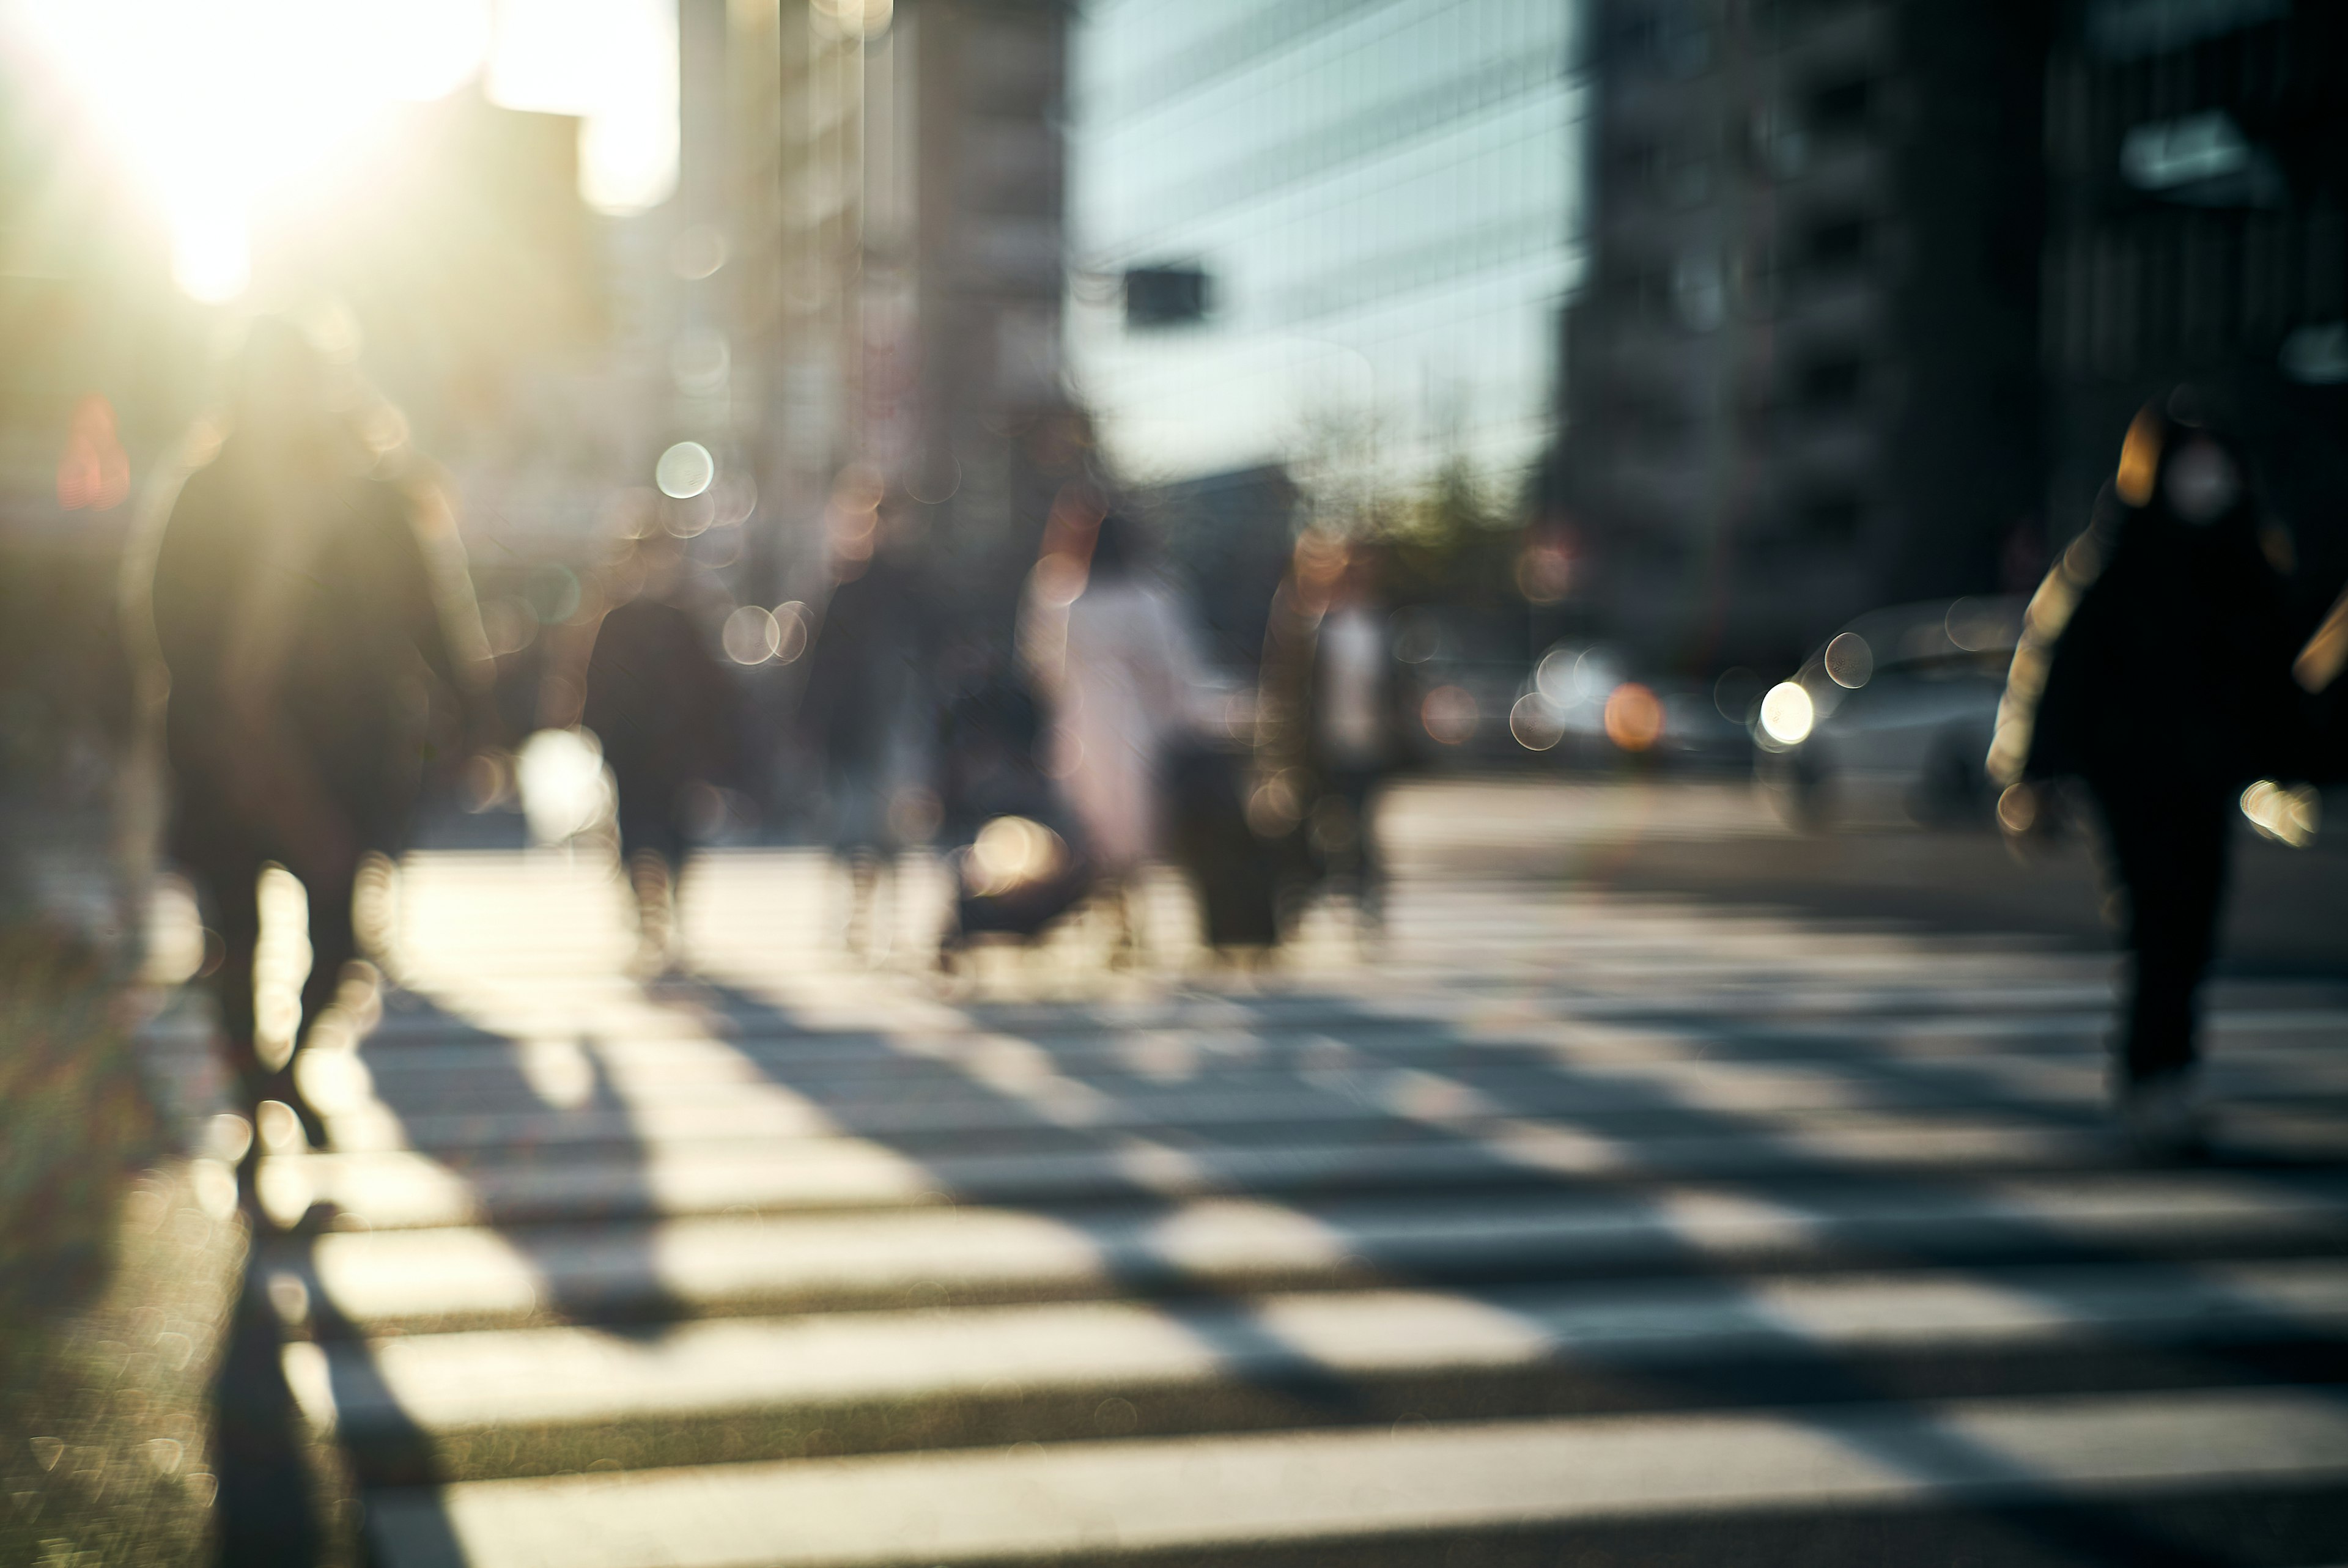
[286,1110,2348,1231]
[291,1175,2348,1326]
[311,1261,2348,1436]
[314,1054,2348,1152]
[365,1388,2348,1568]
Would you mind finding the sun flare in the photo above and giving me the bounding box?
[10,0,675,302]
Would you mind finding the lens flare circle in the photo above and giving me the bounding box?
[1420,685,1479,746]
[1603,682,1664,752]
[1759,682,1815,746]
[1509,692,1564,751]
[655,441,715,499]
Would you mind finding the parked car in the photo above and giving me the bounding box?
[1395,608,1544,767]
[1508,644,1755,771]
[1650,679,1759,771]
[1512,642,1628,765]
[1752,596,2024,828]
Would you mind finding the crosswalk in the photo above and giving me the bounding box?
[246,812,2348,1567]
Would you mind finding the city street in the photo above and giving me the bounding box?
[243,778,2348,1567]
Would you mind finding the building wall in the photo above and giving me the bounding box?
[1065,0,1586,501]
[1559,0,2045,677]
[2040,0,2348,615]
[725,0,1079,637]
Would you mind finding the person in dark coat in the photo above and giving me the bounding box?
[1256,532,1402,929]
[799,474,929,958]
[133,318,496,1149]
[1990,392,2309,1155]
[550,529,739,971]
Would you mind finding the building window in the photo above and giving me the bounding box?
[1747,103,1809,180]
[1618,1,1711,78]
[1674,246,1727,330]
[1666,149,1715,208]
[1798,355,1867,409]
[1806,77,1875,138]
[1730,238,1778,313]
[1124,265,1210,329]
[1804,214,1873,271]
[1614,136,1664,199]
[1801,492,1866,543]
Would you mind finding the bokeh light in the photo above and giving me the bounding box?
[772,602,811,664]
[655,441,715,500]
[1420,685,1479,746]
[721,606,782,666]
[1602,682,1663,752]
[1510,691,1564,751]
[1758,681,1815,746]
[962,815,1066,896]
[2241,779,2319,847]
[1823,632,1874,690]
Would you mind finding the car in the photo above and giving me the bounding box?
[1508,644,1755,772]
[1394,608,1546,767]
[1752,595,2024,829]
[1649,678,1759,771]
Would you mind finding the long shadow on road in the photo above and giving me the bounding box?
[681,911,2348,1566]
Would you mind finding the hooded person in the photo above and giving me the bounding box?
[1019,505,1213,957]
[129,317,498,1150]
[1990,391,2310,1155]
[544,526,741,972]
[1255,532,1401,929]
[797,472,931,959]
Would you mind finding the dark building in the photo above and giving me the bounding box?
[2040,0,2348,609]
[725,0,1080,637]
[1137,463,1302,669]
[1554,0,2049,677]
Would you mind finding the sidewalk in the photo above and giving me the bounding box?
[0,799,355,1566]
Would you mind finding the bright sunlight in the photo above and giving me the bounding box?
[9,0,676,303]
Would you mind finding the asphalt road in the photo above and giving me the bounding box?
[225,790,2348,1567]
[1383,776,2348,977]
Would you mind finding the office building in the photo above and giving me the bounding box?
[723,0,1081,626]
[2040,0,2348,600]
[1556,0,2047,675]
[1065,0,1586,515]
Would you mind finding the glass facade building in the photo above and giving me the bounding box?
[1065,0,1587,497]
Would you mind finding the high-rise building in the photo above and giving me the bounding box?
[1064,0,1587,504]
[724,0,1080,628]
[2040,0,2348,603]
[1556,0,2047,676]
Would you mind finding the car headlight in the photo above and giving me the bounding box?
[1757,681,1814,746]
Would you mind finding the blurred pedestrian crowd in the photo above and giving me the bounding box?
[122,322,2348,1173]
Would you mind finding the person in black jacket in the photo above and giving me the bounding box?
[1991,391,2308,1155]
[798,476,930,959]
[547,528,740,973]
[1255,534,1402,930]
[133,318,497,1149]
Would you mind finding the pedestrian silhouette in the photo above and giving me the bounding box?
[799,472,929,959]
[1020,506,1216,959]
[1992,392,2309,1156]
[1257,532,1401,930]
[547,528,739,973]
[131,318,496,1149]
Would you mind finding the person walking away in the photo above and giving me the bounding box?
[1990,394,2311,1157]
[2296,577,2348,779]
[799,474,929,959]
[131,318,497,1152]
[1258,534,1399,930]
[545,529,739,973]
[1021,508,1211,960]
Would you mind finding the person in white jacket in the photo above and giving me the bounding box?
[1020,507,1210,952]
